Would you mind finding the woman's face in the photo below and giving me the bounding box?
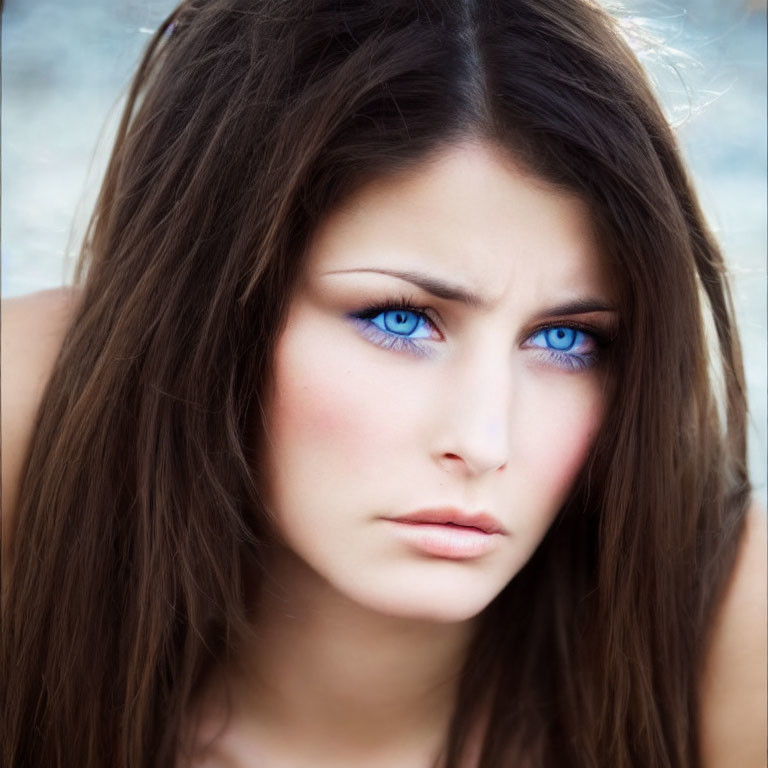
[260,140,616,624]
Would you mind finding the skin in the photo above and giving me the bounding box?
[184,139,618,767]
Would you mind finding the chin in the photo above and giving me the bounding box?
[334,572,506,625]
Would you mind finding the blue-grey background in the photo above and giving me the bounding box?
[2,1,766,502]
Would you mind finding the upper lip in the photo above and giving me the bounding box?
[389,507,507,535]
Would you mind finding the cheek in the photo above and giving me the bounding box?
[263,308,422,499]
[514,374,604,505]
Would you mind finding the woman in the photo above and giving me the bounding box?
[1,0,765,766]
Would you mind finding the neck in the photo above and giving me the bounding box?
[213,544,480,765]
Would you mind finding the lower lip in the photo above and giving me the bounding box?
[383,520,502,560]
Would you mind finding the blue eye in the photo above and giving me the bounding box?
[527,326,600,371]
[539,327,577,350]
[349,298,437,358]
[370,309,431,338]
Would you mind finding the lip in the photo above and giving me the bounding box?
[386,507,507,535]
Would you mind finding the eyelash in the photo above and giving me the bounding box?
[348,294,612,371]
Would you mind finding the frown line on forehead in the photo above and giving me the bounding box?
[323,267,617,319]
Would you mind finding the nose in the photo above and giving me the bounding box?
[434,349,512,478]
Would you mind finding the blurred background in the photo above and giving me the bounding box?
[2,0,766,501]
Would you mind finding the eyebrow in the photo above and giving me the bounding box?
[323,267,617,316]
[324,267,488,308]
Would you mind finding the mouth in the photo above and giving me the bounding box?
[381,519,503,560]
[386,507,507,535]
[380,508,507,560]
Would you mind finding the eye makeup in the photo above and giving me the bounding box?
[347,294,615,371]
[347,294,441,360]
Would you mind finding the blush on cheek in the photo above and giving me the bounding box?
[517,382,605,504]
[267,316,402,479]
[554,407,603,498]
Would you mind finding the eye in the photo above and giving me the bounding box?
[525,325,604,371]
[531,327,585,352]
[369,308,432,338]
[348,296,440,358]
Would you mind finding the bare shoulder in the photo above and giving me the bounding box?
[699,499,768,768]
[1,286,84,566]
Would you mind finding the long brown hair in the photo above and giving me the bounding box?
[1,1,752,765]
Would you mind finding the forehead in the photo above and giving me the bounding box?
[303,140,611,306]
